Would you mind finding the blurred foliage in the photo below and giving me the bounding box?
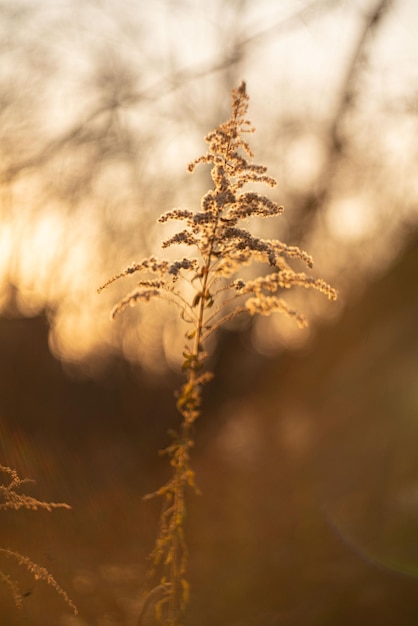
[0,0,416,370]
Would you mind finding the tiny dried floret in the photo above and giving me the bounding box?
[245,296,308,328]
[192,212,215,225]
[232,279,246,291]
[111,287,160,318]
[227,196,282,221]
[278,271,338,300]
[158,209,194,223]
[162,231,197,249]
[168,259,198,277]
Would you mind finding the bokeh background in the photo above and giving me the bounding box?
[1,0,418,624]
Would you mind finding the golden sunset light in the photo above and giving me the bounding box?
[1,2,418,625]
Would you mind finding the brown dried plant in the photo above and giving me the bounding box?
[0,464,77,614]
[99,82,337,625]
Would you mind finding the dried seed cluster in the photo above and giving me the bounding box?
[99,81,336,337]
[0,465,77,614]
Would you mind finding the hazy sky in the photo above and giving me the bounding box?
[0,0,417,370]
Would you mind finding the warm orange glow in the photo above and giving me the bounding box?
[0,0,416,371]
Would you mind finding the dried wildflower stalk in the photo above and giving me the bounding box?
[99,82,337,625]
[0,465,77,614]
